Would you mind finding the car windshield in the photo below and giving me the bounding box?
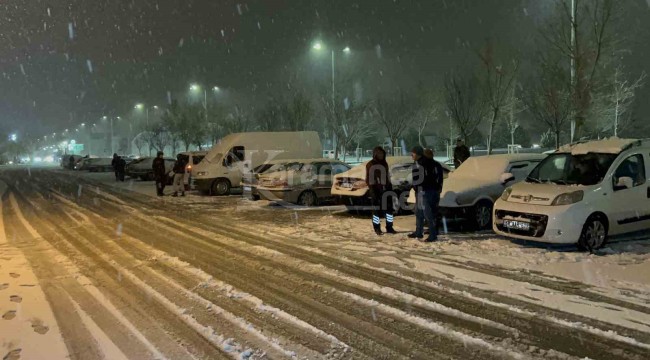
[527,153,617,186]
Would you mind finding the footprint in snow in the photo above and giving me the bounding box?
[3,310,16,320]
[30,319,49,334]
[0,283,8,290]
[3,348,21,360]
[10,295,21,303]
[9,273,20,278]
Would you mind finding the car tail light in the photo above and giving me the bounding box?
[352,180,368,190]
[269,179,289,188]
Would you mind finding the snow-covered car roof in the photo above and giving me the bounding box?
[557,138,642,155]
[452,153,546,180]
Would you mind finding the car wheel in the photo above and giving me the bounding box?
[473,200,493,230]
[577,215,608,252]
[298,191,319,207]
[211,179,231,196]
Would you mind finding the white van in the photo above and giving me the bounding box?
[494,138,650,251]
[191,131,322,195]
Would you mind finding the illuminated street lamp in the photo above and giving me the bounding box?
[312,41,352,155]
[189,84,221,125]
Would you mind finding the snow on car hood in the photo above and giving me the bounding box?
[506,182,583,206]
[439,176,504,207]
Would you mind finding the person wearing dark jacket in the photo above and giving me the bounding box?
[171,154,188,197]
[366,146,396,235]
[111,153,120,181]
[115,156,127,182]
[453,138,470,168]
[152,151,167,196]
[409,146,444,242]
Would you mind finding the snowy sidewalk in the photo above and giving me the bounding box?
[0,180,69,360]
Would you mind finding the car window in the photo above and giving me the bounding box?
[508,161,535,181]
[192,155,205,165]
[332,163,351,175]
[613,154,646,188]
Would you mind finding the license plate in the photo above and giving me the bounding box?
[340,183,353,189]
[243,186,252,192]
[504,220,530,231]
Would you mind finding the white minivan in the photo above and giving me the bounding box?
[191,131,322,195]
[494,138,650,251]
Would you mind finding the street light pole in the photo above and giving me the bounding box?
[110,117,114,154]
[204,88,208,124]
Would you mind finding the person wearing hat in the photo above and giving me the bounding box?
[453,138,470,168]
[152,151,167,196]
[409,145,444,242]
[366,146,396,235]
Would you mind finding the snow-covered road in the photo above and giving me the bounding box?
[1,167,649,359]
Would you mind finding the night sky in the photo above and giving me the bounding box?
[1,0,649,138]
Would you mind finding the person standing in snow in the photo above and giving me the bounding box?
[171,154,188,197]
[366,146,396,235]
[115,156,127,182]
[409,146,444,242]
[453,138,470,169]
[152,151,167,196]
[111,153,120,181]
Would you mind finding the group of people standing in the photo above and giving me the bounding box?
[365,138,470,242]
[365,145,444,242]
[152,151,188,197]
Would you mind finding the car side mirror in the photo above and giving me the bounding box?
[614,176,633,191]
[500,172,515,185]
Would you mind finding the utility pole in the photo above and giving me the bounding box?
[570,0,577,142]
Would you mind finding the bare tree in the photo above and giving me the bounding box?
[132,132,147,156]
[542,0,617,139]
[608,66,646,136]
[223,105,253,134]
[321,96,372,159]
[284,91,313,132]
[444,72,486,145]
[372,91,417,155]
[478,41,519,154]
[504,84,526,146]
[524,64,573,149]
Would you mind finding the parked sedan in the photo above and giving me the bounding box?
[86,157,114,172]
[126,157,175,180]
[408,153,546,230]
[332,156,439,213]
[241,159,302,200]
[256,159,351,206]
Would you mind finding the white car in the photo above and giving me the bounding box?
[494,138,650,251]
[409,154,546,230]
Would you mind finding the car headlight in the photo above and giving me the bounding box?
[196,171,208,176]
[501,187,513,201]
[551,190,584,206]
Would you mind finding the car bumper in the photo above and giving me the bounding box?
[493,199,584,244]
[331,186,369,198]
[257,188,300,203]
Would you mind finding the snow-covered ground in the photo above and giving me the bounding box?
[0,167,649,359]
